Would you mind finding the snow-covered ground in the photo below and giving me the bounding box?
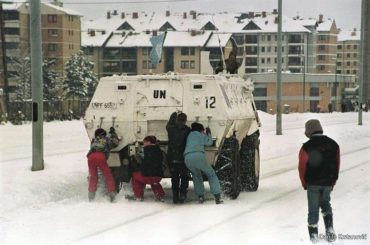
[1,112,369,245]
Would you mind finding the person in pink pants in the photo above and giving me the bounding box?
[131,136,165,201]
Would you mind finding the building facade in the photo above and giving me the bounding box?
[0,2,82,102]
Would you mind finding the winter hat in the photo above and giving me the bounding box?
[94,128,106,137]
[305,119,323,138]
[191,122,205,132]
[176,113,187,124]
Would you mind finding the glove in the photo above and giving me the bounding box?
[205,127,211,135]
[303,186,307,190]
[109,127,115,134]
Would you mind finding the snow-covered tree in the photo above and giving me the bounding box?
[63,51,98,100]
[12,56,31,102]
[43,58,62,101]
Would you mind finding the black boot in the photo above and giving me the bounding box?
[198,195,205,203]
[324,214,336,242]
[172,190,179,204]
[308,226,318,243]
[214,194,223,204]
[178,191,187,203]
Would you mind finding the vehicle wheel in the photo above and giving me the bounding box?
[240,131,260,192]
[215,137,241,199]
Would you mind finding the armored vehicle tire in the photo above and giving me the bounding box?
[240,131,260,192]
[215,137,241,199]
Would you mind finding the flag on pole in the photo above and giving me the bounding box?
[150,33,165,67]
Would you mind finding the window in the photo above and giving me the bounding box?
[347,61,351,66]
[122,48,136,59]
[143,60,155,69]
[318,65,325,71]
[48,29,58,37]
[353,70,357,74]
[261,58,265,64]
[245,34,258,43]
[338,45,342,50]
[346,70,350,74]
[245,46,257,55]
[318,45,326,51]
[180,60,195,69]
[180,60,189,69]
[274,58,277,63]
[104,48,120,59]
[337,53,342,58]
[347,45,351,49]
[318,55,325,61]
[5,42,18,49]
[103,62,119,72]
[354,61,357,66]
[254,87,267,96]
[261,47,265,53]
[275,35,277,41]
[337,62,342,66]
[354,53,357,58]
[4,28,19,35]
[267,47,271,52]
[260,35,265,41]
[267,35,271,41]
[318,35,328,41]
[47,15,57,23]
[347,53,351,58]
[181,47,195,56]
[274,47,277,52]
[122,61,137,73]
[142,48,151,56]
[233,35,244,45]
[267,58,271,64]
[354,45,357,49]
[310,87,319,96]
[68,15,74,22]
[48,43,57,51]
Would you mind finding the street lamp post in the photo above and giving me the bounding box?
[331,57,338,111]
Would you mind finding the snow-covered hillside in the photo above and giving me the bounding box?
[1,112,369,245]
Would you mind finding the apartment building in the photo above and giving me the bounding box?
[249,72,356,113]
[0,1,82,101]
[337,28,360,77]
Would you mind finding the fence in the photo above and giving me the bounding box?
[6,99,90,123]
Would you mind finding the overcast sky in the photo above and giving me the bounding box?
[61,0,361,30]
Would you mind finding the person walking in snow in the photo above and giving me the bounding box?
[184,122,223,204]
[131,136,165,201]
[87,127,119,202]
[298,119,340,243]
[166,112,191,204]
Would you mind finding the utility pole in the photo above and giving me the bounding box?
[276,0,283,135]
[0,1,13,115]
[358,0,368,126]
[30,0,44,171]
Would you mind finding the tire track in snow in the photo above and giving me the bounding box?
[179,159,370,244]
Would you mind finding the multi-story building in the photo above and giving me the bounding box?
[337,28,360,77]
[0,1,82,102]
[250,72,356,113]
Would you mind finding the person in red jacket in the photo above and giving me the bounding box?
[298,119,340,243]
[87,127,119,202]
[131,136,165,201]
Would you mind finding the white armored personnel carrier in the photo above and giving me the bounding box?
[84,73,261,199]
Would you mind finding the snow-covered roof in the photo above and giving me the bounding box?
[338,29,361,42]
[81,31,111,47]
[105,31,153,47]
[42,3,83,17]
[205,32,232,47]
[164,31,212,47]
[82,11,324,47]
[317,20,334,32]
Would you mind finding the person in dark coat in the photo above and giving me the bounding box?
[166,112,191,203]
[131,136,165,201]
[298,119,340,242]
[184,123,223,204]
[87,127,119,202]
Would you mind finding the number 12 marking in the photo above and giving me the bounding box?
[206,96,216,108]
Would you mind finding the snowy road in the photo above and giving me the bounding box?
[1,112,369,245]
